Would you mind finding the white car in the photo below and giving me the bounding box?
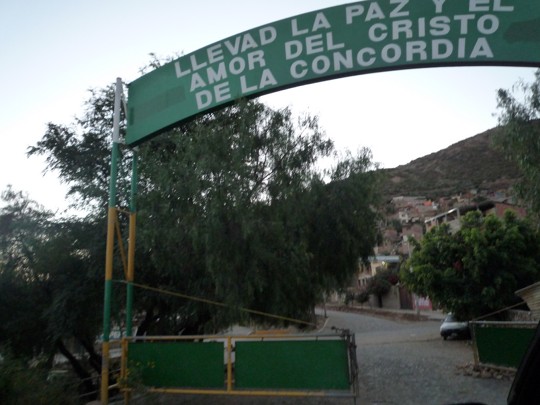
[440,313,470,340]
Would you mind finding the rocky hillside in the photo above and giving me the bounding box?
[381,127,523,199]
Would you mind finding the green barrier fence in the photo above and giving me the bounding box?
[122,333,357,401]
[471,321,537,369]
[127,341,224,388]
[235,339,350,391]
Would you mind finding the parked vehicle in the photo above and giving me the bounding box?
[440,313,470,340]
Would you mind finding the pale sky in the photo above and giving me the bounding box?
[0,0,537,213]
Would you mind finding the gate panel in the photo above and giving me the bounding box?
[472,322,537,369]
[234,339,350,390]
[127,341,224,388]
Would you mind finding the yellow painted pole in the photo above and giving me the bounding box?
[101,206,117,404]
[125,212,136,334]
[227,337,233,392]
[147,387,330,397]
[121,338,130,404]
[126,149,138,337]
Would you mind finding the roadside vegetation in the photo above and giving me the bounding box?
[1,61,382,399]
[401,210,540,321]
[0,352,78,404]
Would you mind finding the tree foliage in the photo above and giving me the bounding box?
[0,188,104,396]
[495,68,540,218]
[0,352,78,405]
[132,100,382,332]
[28,85,132,213]
[25,76,383,336]
[401,211,540,320]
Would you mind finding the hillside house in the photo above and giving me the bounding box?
[489,201,527,218]
[357,255,401,289]
[425,201,495,234]
[391,196,437,225]
[425,200,527,234]
[398,224,424,255]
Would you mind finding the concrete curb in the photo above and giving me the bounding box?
[327,304,445,322]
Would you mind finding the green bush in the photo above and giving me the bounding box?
[0,354,78,405]
[356,291,370,304]
[367,275,392,297]
[344,291,355,306]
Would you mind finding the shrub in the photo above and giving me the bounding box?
[356,291,370,304]
[0,353,78,405]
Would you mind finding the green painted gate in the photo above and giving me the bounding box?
[122,333,358,399]
[471,321,537,369]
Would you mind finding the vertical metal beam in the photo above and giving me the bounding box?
[122,146,138,405]
[101,77,123,405]
[227,337,233,392]
[126,149,138,338]
[121,337,130,405]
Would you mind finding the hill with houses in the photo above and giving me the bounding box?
[375,126,524,256]
[352,127,527,311]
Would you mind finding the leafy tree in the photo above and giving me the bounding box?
[363,267,399,308]
[28,76,382,335]
[495,69,540,218]
[0,188,56,358]
[400,210,540,320]
[366,276,391,308]
[0,188,104,397]
[133,101,382,332]
[3,56,381,398]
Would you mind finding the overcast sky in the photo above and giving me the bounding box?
[0,0,537,213]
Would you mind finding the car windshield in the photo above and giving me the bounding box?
[444,314,458,322]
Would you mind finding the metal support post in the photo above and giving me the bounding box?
[101,77,123,405]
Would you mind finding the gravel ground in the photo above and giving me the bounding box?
[355,339,512,405]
